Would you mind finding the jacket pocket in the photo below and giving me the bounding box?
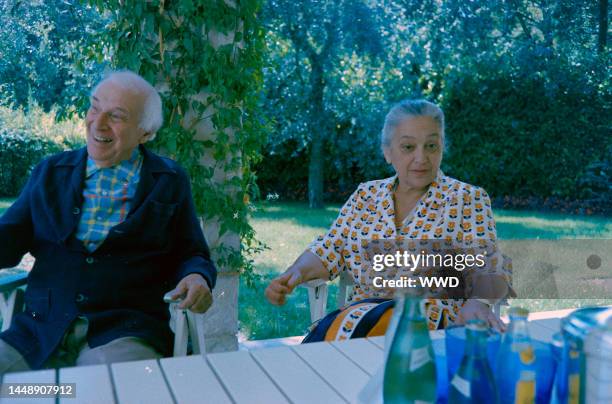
[24,288,50,321]
[138,201,178,248]
[149,200,177,217]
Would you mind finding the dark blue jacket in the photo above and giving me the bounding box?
[0,145,217,369]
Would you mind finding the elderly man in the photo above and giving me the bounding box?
[0,71,216,372]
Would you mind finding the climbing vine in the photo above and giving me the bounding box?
[84,0,268,277]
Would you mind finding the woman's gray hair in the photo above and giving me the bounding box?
[380,99,445,149]
[92,70,163,140]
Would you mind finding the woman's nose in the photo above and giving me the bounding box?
[414,146,427,162]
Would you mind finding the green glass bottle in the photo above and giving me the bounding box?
[383,294,437,404]
[449,319,499,403]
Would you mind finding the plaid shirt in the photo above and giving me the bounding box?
[75,148,143,252]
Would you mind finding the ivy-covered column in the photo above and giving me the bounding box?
[90,0,266,352]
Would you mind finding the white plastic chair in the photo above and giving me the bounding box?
[301,265,506,323]
[0,270,206,357]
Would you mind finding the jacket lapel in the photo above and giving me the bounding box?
[128,145,176,216]
[52,147,88,245]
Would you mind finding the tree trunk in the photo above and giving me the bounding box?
[599,0,608,54]
[308,134,324,208]
[308,59,326,209]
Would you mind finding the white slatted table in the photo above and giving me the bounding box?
[0,318,560,404]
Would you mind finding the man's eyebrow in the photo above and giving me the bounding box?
[398,133,440,139]
[111,107,129,115]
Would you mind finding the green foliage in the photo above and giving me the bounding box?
[84,0,268,276]
[261,0,392,206]
[0,103,85,196]
[0,0,104,115]
[441,63,611,200]
[258,0,611,208]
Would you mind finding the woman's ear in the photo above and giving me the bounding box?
[382,146,392,164]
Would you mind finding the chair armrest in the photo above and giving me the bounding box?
[164,292,207,356]
[301,279,329,324]
[0,270,28,332]
[0,272,28,293]
[301,272,354,324]
[336,272,353,309]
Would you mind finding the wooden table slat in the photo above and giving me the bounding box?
[291,341,369,403]
[331,339,384,376]
[206,350,289,404]
[529,317,561,332]
[251,346,346,404]
[159,355,232,404]
[527,321,557,343]
[59,364,115,404]
[1,369,55,404]
[110,360,174,404]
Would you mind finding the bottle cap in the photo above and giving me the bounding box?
[508,307,529,318]
[466,318,488,331]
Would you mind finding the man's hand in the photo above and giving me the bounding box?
[456,299,506,332]
[168,274,213,313]
[264,267,302,306]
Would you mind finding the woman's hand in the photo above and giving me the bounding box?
[456,299,506,332]
[264,267,302,306]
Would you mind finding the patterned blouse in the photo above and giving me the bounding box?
[309,170,512,330]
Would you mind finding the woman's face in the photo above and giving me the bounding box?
[383,115,443,191]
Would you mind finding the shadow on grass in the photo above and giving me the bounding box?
[238,272,340,340]
[253,201,340,229]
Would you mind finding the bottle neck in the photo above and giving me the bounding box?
[401,295,423,320]
[508,315,530,342]
[465,328,488,358]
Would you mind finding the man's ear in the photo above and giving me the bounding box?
[139,132,152,144]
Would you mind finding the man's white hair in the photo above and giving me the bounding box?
[91,70,163,140]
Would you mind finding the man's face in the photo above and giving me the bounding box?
[86,81,150,168]
[383,115,443,191]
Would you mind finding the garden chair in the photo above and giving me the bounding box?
[0,269,205,359]
[301,256,511,323]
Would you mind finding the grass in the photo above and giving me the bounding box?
[2,199,611,341]
[0,198,14,213]
[240,202,612,341]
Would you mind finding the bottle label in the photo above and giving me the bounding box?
[451,374,471,398]
[568,374,580,404]
[409,346,431,372]
[514,379,535,403]
[519,346,535,365]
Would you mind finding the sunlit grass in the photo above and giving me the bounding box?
[242,202,611,340]
[0,198,14,213]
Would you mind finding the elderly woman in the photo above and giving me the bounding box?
[265,99,512,341]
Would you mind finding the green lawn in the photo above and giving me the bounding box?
[240,202,612,341]
[0,198,13,213]
[2,199,611,341]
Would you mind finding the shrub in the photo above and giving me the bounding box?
[0,104,84,197]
